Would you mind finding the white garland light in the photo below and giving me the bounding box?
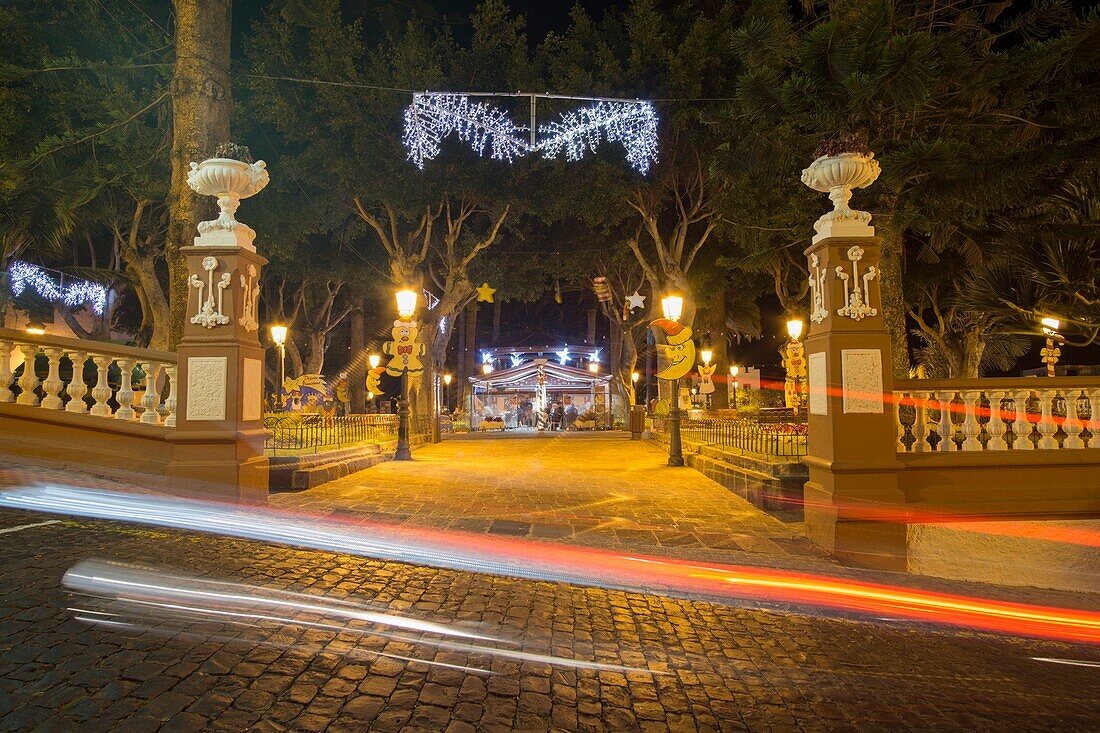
[402,94,659,173]
[8,260,107,316]
[403,94,529,170]
[538,101,659,174]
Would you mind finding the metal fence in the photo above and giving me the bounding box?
[652,415,807,458]
[264,414,398,455]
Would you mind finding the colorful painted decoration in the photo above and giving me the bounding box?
[650,318,696,381]
[366,366,385,396]
[476,282,496,303]
[782,340,807,411]
[698,362,716,394]
[280,373,333,411]
[383,319,426,377]
[593,276,612,303]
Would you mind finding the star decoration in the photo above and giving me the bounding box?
[476,282,496,303]
[626,291,646,311]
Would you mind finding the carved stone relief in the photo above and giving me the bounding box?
[841,349,883,414]
[186,356,227,421]
[835,245,878,321]
[189,256,231,329]
[239,263,260,332]
[808,254,828,324]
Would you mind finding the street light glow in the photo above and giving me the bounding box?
[661,294,684,322]
[270,325,287,346]
[700,349,712,365]
[443,373,453,386]
[395,288,418,319]
[786,318,804,341]
[369,354,381,369]
[631,371,640,383]
[729,364,740,377]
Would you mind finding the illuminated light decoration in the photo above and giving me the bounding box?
[402,93,659,174]
[557,348,569,365]
[591,349,601,363]
[509,353,524,367]
[438,316,448,336]
[538,101,659,174]
[403,94,529,170]
[423,289,440,310]
[9,260,108,316]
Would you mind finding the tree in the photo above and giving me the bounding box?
[166,0,232,348]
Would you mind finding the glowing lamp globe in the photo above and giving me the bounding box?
[482,363,493,375]
[661,294,684,322]
[270,325,288,346]
[443,373,453,386]
[395,289,418,319]
[729,365,740,378]
[631,371,640,383]
[1041,317,1061,336]
[368,354,381,369]
[700,349,713,366]
[786,319,804,341]
[588,362,599,373]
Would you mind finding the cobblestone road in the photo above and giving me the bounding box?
[0,439,1098,732]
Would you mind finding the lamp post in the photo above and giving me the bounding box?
[729,364,740,409]
[784,318,806,414]
[661,293,685,467]
[631,370,640,405]
[698,346,713,410]
[393,288,418,460]
[270,325,288,411]
[442,373,453,412]
[1041,317,1062,377]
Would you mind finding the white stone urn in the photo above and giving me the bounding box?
[187,157,269,249]
[800,152,881,243]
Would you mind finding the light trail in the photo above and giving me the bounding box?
[3,485,1098,644]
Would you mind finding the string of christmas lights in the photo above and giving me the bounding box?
[8,260,108,315]
[402,93,659,173]
[538,101,658,174]
[403,94,530,170]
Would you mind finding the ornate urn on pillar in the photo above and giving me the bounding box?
[187,143,269,251]
[801,134,881,244]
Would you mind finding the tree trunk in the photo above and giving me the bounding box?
[303,330,326,375]
[586,308,597,346]
[124,257,171,350]
[877,213,910,378]
[167,0,232,349]
[461,303,477,403]
[348,304,365,413]
[455,307,466,392]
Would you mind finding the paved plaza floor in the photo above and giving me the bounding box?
[271,432,833,570]
[0,436,1098,732]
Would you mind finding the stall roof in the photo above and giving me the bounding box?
[470,358,613,389]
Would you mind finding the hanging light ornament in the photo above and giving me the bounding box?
[8,260,108,316]
[403,94,529,170]
[402,93,659,173]
[538,101,659,174]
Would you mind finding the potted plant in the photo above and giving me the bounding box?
[800,132,880,242]
[187,142,269,248]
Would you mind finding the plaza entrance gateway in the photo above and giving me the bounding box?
[468,357,614,431]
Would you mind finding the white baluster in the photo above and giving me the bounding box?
[913,392,930,452]
[1010,390,1029,449]
[1036,389,1057,450]
[895,393,907,451]
[986,390,1005,450]
[89,355,113,417]
[64,352,88,413]
[1063,389,1085,449]
[40,348,65,410]
[1088,389,1100,450]
[141,363,163,424]
[937,391,954,451]
[0,340,14,403]
[164,364,177,428]
[961,390,982,451]
[16,343,40,406]
[115,359,136,420]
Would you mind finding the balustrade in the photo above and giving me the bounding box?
[0,329,176,426]
[894,378,1100,452]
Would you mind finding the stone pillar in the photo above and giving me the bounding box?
[802,235,906,570]
[167,245,269,502]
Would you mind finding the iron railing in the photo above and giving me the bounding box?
[652,415,807,458]
[264,414,398,455]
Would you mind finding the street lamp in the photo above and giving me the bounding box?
[368,354,381,369]
[786,318,804,341]
[442,373,452,411]
[631,370,640,405]
[1041,317,1062,377]
[662,293,685,467]
[729,364,740,408]
[393,288,418,460]
[588,361,599,373]
[482,363,493,375]
[270,325,288,411]
[784,318,807,414]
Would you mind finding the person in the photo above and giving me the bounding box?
[564,403,578,430]
[550,402,564,431]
